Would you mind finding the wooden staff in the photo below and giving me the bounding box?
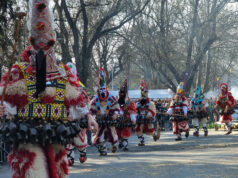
[1,12,26,105]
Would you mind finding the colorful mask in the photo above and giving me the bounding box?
[140,80,148,98]
[220,83,228,96]
[98,68,109,101]
[176,82,184,96]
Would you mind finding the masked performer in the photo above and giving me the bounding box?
[167,82,189,141]
[65,62,92,165]
[116,79,136,151]
[0,1,97,177]
[191,86,208,137]
[214,83,235,135]
[135,80,159,146]
[90,68,120,156]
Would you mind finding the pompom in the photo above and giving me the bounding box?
[47,39,55,47]
[36,3,46,12]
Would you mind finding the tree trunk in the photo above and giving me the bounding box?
[203,49,212,92]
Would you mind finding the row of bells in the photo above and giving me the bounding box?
[0,118,88,147]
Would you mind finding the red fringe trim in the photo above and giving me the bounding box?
[8,148,36,178]
[0,94,28,108]
[41,96,55,104]
[64,95,84,108]
[55,148,68,178]
[55,149,67,163]
[47,145,59,178]
[20,46,32,63]
[60,161,69,176]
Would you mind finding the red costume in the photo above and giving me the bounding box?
[216,83,235,134]
[116,79,137,151]
[167,82,189,141]
[135,80,159,146]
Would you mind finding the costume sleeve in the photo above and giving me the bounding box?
[167,99,174,114]
[110,96,120,115]
[0,64,28,108]
[89,98,97,115]
[128,101,137,114]
[148,101,156,117]
[228,92,235,108]
[69,105,90,119]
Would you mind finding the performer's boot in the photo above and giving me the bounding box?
[66,147,75,166]
[98,142,107,156]
[193,126,199,137]
[185,129,189,138]
[175,134,182,141]
[112,144,117,153]
[79,149,87,163]
[118,139,123,149]
[138,135,145,146]
[121,139,129,151]
[225,122,233,135]
[203,127,208,137]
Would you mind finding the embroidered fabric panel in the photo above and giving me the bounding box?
[17,103,67,120]
[17,62,67,120]
[137,101,150,118]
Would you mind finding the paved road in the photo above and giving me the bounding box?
[1,130,238,178]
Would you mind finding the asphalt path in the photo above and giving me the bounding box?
[1,130,238,178]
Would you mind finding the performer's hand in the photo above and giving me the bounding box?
[0,104,6,117]
[67,114,73,121]
[112,114,118,120]
[88,114,98,135]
